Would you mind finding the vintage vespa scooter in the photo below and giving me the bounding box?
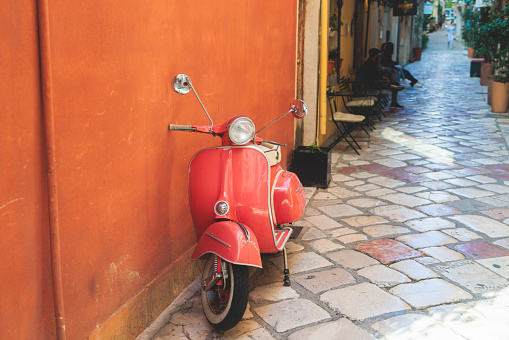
[169,74,307,330]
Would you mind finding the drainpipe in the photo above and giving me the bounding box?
[364,0,371,58]
[37,1,67,339]
[318,0,329,145]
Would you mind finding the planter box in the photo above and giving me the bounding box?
[470,58,484,78]
[291,146,332,188]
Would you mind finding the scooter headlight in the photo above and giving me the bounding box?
[214,201,229,216]
[228,117,255,145]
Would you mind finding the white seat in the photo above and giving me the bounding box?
[352,96,378,102]
[346,99,376,107]
[329,112,365,123]
[254,145,281,166]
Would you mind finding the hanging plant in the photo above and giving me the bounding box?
[329,14,339,32]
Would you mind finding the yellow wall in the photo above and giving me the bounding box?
[320,0,357,146]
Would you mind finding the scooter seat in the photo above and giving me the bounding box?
[253,145,281,166]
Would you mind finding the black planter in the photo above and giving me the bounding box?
[291,146,332,188]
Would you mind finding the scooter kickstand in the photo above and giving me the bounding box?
[283,247,291,286]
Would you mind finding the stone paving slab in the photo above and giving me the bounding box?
[389,278,473,308]
[432,260,509,294]
[288,318,376,340]
[293,267,356,294]
[371,313,467,340]
[254,298,330,333]
[139,32,509,340]
[321,282,411,320]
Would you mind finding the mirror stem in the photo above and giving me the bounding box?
[256,108,295,135]
[189,83,214,132]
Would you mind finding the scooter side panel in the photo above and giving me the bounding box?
[190,221,262,268]
[273,171,306,224]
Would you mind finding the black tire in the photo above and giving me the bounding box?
[201,255,249,330]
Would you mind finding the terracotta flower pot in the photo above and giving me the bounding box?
[491,81,509,113]
[480,63,494,86]
[467,48,475,58]
[327,60,336,74]
[413,47,422,61]
[327,59,343,74]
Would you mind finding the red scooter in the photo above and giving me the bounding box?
[169,74,307,330]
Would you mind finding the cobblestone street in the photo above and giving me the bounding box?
[139,31,509,339]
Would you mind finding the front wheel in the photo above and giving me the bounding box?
[201,255,249,330]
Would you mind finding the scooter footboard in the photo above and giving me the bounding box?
[191,221,262,268]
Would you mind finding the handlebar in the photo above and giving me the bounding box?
[259,140,286,148]
[168,124,197,131]
[260,141,276,149]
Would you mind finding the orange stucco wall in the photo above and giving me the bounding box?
[1,0,56,339]
[1,1,297,339]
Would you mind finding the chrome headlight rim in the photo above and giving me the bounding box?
[214,200,230,216]
[228,117,255,145]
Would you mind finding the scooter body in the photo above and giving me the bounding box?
[169,74,307,330]
[189,145,306,266]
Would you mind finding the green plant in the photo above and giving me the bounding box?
[423,14,433,31]
[329,48,340,60]
[483,3,509,82]
[329,14,339,32]
[422,34,429,49]
[306,143,325,153]
[461,4,477,47]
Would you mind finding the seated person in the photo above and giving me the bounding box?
[381,42,422,88]
[361,48,404,109]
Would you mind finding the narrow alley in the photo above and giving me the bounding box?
[140,31,509,340]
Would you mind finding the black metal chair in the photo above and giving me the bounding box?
[326,88,366,155]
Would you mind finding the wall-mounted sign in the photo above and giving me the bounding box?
[424,3,433,15]
[474,0,493,7]
[393,0,418,16]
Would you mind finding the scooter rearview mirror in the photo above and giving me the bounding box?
[172,73,214,131]
[256,99,308,135]
[173,74,192,95]
[290,99,307,119]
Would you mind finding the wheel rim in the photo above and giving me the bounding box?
[202,256,234,324]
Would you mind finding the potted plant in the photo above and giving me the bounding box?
[413,14,423,61]
[422,33,429,50]
[488,4,509,112]
[291,144,332,188]
[328,48,343,74]
[329,14,339,37]
[475,20,497,85]
[491,53,509,113]
[461,3,479,58]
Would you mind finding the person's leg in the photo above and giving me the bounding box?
[386,69,399,83]
[395,65,404,82]
[403,69,418,85]
[390,89,403,108]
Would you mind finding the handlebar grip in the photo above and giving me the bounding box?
[260,141,276,149]
[168,124,196,131]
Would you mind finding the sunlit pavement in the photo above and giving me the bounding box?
[139,32,509,339]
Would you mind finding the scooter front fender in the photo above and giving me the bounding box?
[191,221,262,268]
